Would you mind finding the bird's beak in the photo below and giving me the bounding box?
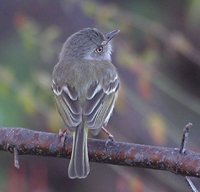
[101,29,120,45]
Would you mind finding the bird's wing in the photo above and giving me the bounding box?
[52,80,82,131]
[84,74,119,134]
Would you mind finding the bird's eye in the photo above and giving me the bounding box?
[95,46,103,53]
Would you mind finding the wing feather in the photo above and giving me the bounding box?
[52,81,81,130]
[52,71,119,133]
[84,76,119,132]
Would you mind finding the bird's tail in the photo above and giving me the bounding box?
[68,123,90,179]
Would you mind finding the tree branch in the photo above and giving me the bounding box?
[0,127,200,178]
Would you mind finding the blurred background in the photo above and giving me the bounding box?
[0,0,200,191]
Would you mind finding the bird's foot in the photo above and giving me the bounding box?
[102,127,115,146]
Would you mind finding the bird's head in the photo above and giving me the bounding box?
[60,28,120,61]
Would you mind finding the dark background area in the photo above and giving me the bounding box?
[0,0,200,191]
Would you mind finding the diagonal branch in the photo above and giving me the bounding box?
[0,127,200,178]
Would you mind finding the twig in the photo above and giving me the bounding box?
[185,177,199,192]
[180,122,192,154]
[14,147,20,169]
[178,123,199,192]
[0,127,200,178]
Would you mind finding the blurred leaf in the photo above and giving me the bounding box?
[116,175,144,192]
[82,1,119,29]
[0,66,14,87]
[82,1,97,17]
[13,12,27,30]
[17,86,36,115]
[146,113,167,145]
[47,108,62,132]
[116,85,126,114]
[117,44,138,69]
[96,5,118,28]
[39,26,61,63]
[137,74,152,100]
[16,14,39,51]
[143,48,158,65]
[129,177,144,192]
[169,32,194,55]
[0,98,24,126]
[33,71,51,92]
[187,0,200,27]
[0,67,24,126]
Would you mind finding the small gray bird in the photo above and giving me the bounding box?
[52,28,120,179]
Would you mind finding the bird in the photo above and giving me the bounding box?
[51,27,120,179]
